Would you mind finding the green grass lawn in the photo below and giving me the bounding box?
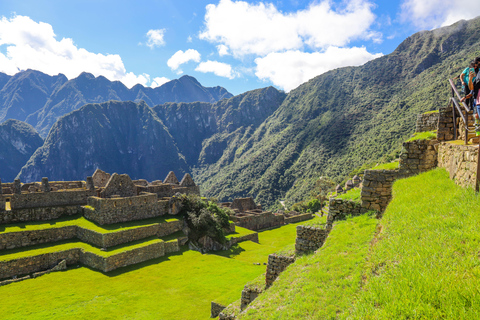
[0,219,311,319]
[347,168,480,319]
[406,130,437,142]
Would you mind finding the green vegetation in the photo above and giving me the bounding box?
[337,187,361,202]
[179,194,231,247]
[0,214,180,234]
[348,168,480,318]
[196,17,480,209]
[370,161,400,171]
[0,220,307,319]
[406,130,437,141]
[0,237,162,261]
[290,198,322,213]
[239,214,378,319]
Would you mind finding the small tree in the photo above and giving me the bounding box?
[178,194,231,249]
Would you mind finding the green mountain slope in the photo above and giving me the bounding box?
[0,119,43,182]
[195,17,480,208]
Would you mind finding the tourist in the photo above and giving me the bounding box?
[460,61,476,108]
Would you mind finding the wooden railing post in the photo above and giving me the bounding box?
[452,99,457,141]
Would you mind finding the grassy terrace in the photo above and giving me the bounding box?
[337,187,361,202]
[0,218,315,319]
[239,214,378,319]
[0,214,181,234]
[237,168,480,319]
[348,168,480,319]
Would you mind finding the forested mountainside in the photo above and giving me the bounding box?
[0,119,43,182]
[16,87,285,183]
[0,71,232,137]
[194,17,480,208]
[17,101,189,182]
[8,17,480,210]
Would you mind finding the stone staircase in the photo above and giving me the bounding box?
[458,110,480,144]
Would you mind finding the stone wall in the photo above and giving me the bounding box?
[0,218,183,251]
[399,139,438,174]
[211,302,227,318]
[265,253,296,288]
[85,194,168,225]
[0,205,82,225]
[228,232,259,246]
[416,112,439,133]
[295,225,330,254]
[241,285,264,310]
[101,241,165,272]
[361,169,410,214]
[0,248,81,279]
[0,240,167,279]
[437,142,479,189]
[164,240,180,254]
[0,226,77,250]
[436,106,455,141]
[233,212,284,231]
[9,190,87,210]
[327,198,367,224]
[284,212,313,224]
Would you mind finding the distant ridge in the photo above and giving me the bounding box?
[0,119,43,182]
[0,71,233,137]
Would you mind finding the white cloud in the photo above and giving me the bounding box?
[401,0,480,29]
[255,47,383,92]
[151,76,170,88]
[217,44,229,56]
[187,36,193,43]
[0,15,159,88]
[195,60,235,79]
[146,29,166,48]
[167,49,201,73]
[199,0,377,57]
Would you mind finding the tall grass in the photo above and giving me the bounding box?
[239,214,378,319]
[348,168,480,319]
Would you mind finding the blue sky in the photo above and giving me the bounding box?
[0,0,479,95]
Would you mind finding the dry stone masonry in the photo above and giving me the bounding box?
[295,224,330,255]
[327,198,368,224]
[437,142,479,189]
[416,111,439,133]
[265,253,296,288]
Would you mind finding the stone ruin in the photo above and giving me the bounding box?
[221,197,312,231]
[0,170,200,226]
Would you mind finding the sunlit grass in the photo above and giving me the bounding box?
[0,219,308,319]
[348,168,480,319]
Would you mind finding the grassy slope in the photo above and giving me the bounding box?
[348,168,480,319]
[234,168,480,319]
[239,214,378,319]
[0,219,312,319]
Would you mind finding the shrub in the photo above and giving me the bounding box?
[179,194,231,246]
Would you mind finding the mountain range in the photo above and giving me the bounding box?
[0,71,232,137]
[2,17,480,209]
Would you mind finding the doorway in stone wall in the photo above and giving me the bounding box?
[5,198,11,211]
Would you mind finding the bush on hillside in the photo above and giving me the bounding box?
[178,194,231,248]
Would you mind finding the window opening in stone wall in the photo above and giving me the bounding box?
[5,198,11,211]
[129,199,132,206]
[114,201,117,208]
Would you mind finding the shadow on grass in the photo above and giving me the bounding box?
[211,244,246,259]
